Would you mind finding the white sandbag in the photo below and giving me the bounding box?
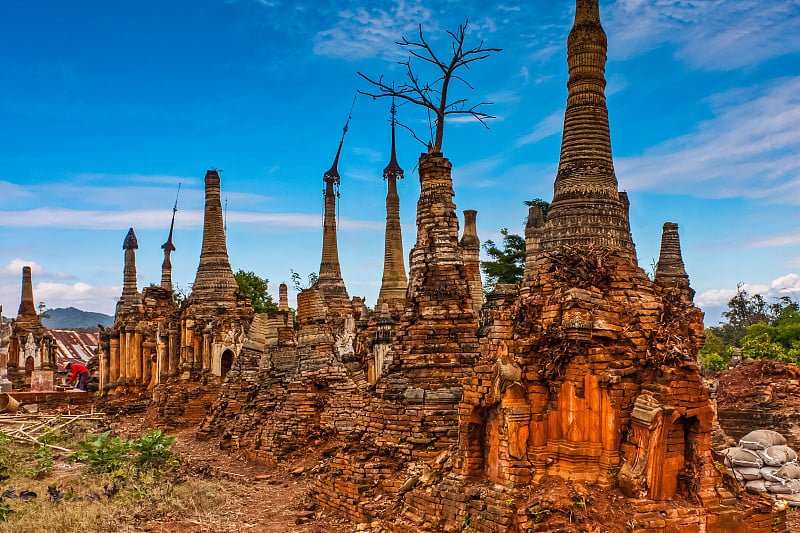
[724,447,763,468]
[761,466,783,482]
[740,430,787,451]
[767,480,800,494]
[761,445,797,466]
[746,479,767,494]
[777,464,800,480]
[733,467,763,481]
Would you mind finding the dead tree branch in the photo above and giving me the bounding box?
[357,19,501,153]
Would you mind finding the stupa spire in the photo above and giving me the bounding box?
[654,222,690,289]
[278,283,289,312]
[190,170,238,299]
[538,0,635,257]
[160,184,180,291]
[460,209,483,314]
[115,227,143,315]
[317,100,355,305]
[378,99,408,306]
[16,266,39,321]
[121,228,139,302]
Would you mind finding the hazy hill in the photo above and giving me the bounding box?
[42,307,114,330]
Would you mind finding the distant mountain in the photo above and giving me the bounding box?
[42,307,114,330]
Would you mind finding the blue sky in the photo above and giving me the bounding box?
[1,0,800,325]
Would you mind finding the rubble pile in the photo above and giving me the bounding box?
[197,298,370,462]
[716,359,800,449]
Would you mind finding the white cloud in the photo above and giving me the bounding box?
[0,259,76,283]
[696,273,800,309]
[0,278,119,316]
[448,114,502,125]
[72,173,199,187]
[516,110,563,146]
[351,146,384,163]
[0,208,383,232]
[1,259,44,277]
[616,76,800,204]
[695,288,736,309]
[451,157,502,188]
[0,180,269,211]
[0,180,31,198]
[605,0,800,71]
[313,0,434,60]
[34,281,120,309]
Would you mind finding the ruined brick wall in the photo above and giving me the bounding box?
[198,293,368,463]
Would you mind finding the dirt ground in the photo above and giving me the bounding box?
[108,420,350,533]
[11,405,797,532]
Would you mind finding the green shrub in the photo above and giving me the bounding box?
[69,431,131,473]
[130,430,176,469]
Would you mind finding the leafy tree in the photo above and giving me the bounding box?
[234,270,277,313]
[737,298,800,363]
[709,288,773,346]
[481,228,525,290]
[698,330,732,372]
[523,198,550,221]
[741,332,786,361]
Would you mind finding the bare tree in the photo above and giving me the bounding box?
[358,20,501,154]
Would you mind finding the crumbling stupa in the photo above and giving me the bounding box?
[308,1,780,530]
[98,171,253,426]
[6,266,56,390]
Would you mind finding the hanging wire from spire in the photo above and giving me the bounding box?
[173,182,181,214]
[337,94,356,227]
[163,182,181,252]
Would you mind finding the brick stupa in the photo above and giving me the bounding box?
[317,122,351,312]
[377,100,408,308]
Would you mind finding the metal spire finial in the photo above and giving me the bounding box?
[162,182,181,252]
[384,95,404,181]
[324,95,357,185]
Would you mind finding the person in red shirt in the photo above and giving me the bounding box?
[66,362,89,391]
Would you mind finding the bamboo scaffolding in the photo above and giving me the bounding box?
[0,413,105,452]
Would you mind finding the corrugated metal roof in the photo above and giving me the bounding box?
[49,330,98,371]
